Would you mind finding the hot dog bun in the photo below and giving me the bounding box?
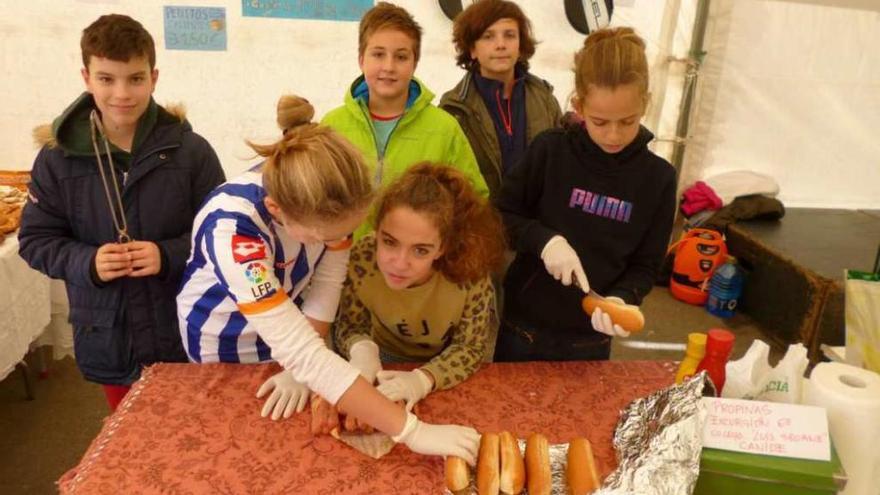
[581,292,645,334]
[567,437,600,494]
[478,433,500,495]
[445,456,470,494]
[499,431,525,494]
[525,433,551,495]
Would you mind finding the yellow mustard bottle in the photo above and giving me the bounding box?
[675,332,708,384]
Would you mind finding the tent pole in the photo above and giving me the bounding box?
[670,0,711,178]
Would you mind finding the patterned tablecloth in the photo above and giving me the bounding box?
[59,360,676,494]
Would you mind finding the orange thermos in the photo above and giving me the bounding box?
[668,228,728,305]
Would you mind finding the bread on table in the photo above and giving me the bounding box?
[525,433,551,495]
[445,456,470,494]
[566,437,600,494]
[499,431,525,494]
[477,432,500,495]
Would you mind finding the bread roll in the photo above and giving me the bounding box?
[499,431,525,494]
[566,437,600,495]
[477,433,500,495]
[525,433,551,495]
[0,204,21,235]
[445,456,470,494]
[309,394,339,435]
[581,292,645,334]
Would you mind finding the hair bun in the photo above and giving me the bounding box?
[276,95,315,132]
[583,26,643,50]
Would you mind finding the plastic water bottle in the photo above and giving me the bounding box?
[705,256,744,318]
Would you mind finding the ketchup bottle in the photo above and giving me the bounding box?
[695,329,735,395]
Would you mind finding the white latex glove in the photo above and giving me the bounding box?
[256,370,310,420]
[591,296,634,338]
[348,340,382,384]
[375,369,433,412]
[391,411,481,466]
[541,235,590,292]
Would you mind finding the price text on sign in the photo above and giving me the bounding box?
[164,6,227,51]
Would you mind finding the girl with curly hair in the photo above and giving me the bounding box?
[331,162,505,415]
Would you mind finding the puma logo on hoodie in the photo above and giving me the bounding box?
[569,187,632,223]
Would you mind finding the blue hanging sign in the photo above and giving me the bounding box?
[242,0,373,22]
[164,6,227,51]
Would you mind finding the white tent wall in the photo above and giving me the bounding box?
[0,0,694,179]
[683,0,880,209]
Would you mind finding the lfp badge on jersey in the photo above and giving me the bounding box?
[244,262,268,284]
[245,262,274,300]
[232,235,266,263]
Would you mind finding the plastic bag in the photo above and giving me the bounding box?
[845,268,880,374]
[721,340,771,399]
[722,341,809,403]
[754,343,808,403]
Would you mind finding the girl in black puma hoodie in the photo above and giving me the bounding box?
[495,27,677,361]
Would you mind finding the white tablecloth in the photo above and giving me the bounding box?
[0,233,73,380]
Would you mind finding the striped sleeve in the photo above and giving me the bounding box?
[203,214,284,315]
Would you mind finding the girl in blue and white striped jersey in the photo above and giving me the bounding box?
[176,95,480,466]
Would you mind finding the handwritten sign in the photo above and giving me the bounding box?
[702,397,830,461]
[242,0,373,22]
[164,6,227,51]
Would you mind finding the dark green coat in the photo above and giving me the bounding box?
[440,71,562,199]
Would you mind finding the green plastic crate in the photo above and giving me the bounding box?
[694,444,846,495]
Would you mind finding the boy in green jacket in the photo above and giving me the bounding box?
[322,2,488,238]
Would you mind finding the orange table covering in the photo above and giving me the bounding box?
[59,360,676,494]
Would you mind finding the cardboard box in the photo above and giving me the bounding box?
[694,444,846,495]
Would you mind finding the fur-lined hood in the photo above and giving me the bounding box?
[33,92,188,152]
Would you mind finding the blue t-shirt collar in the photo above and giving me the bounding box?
[353,77,421,110]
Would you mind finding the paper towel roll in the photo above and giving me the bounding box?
[803,362,880,495]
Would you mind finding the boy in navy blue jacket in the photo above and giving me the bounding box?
[19,14,225,410]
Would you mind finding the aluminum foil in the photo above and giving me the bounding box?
[444,438,573,495]
[443,374,709,494]
[595,371,710,495]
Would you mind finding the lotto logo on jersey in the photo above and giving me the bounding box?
[232,235,266,263]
